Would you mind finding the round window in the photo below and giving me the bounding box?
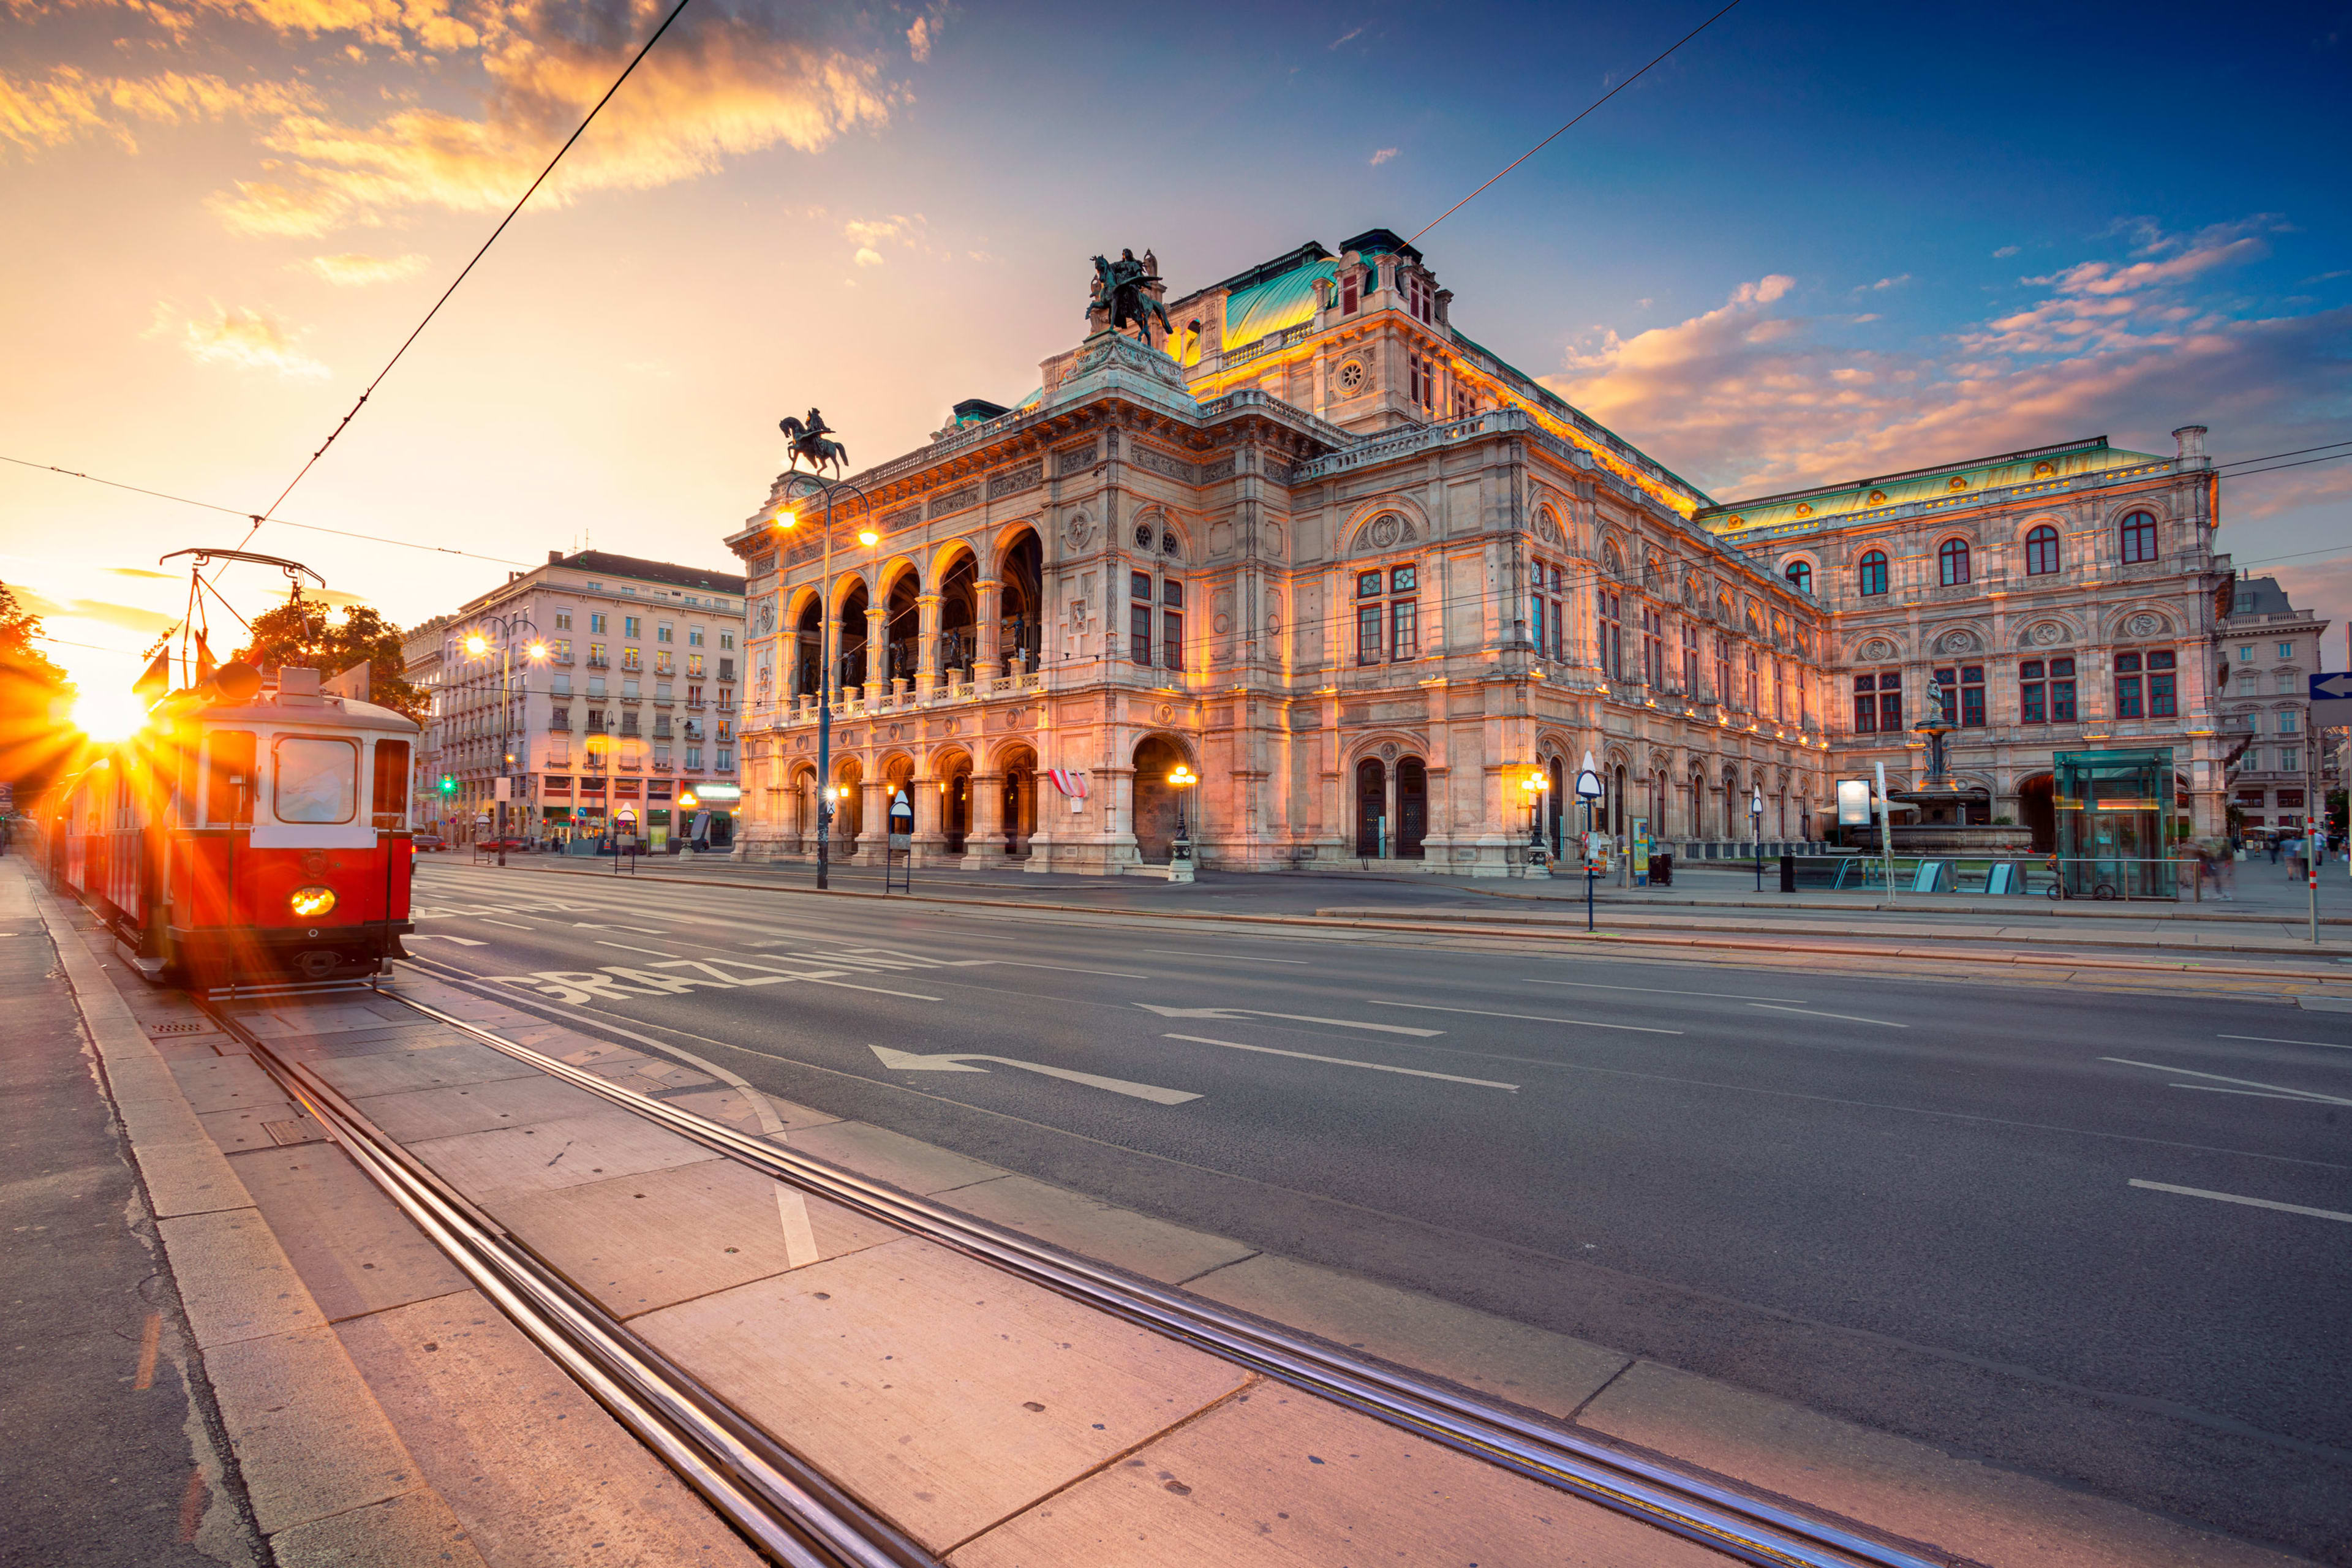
[1135,524,1154,548]
[1337,360,1366,393]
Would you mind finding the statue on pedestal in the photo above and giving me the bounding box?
[1088,249,1171,345]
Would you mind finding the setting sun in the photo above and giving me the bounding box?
[71,687,149,742]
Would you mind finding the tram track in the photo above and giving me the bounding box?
[213,962,1954,1568]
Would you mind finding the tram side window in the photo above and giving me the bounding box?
[274,737,358,824]
[205,731,257,826]
[372,740,411,829]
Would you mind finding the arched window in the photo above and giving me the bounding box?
[1938,538,1970,586]
[1784,559,1812,594]
[2119,511,2158,564]
[1857,550,1889,597]
[2025,525,2060,576]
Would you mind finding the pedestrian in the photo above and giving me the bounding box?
[2268,834,2282,865]
[2210,839,2236,901]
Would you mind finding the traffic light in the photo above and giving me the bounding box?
[439,775,456,796]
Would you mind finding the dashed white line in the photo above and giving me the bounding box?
[1530,979,1802,1003]
[2218,1034,2349,1051]
[597,941,682,958]
[2128,1180,2352,1224]
[2100,1058,2352,1107]
[1161,1034,1517,1091]
[1749,1003,1908,1029]
[1368,1001,1683,1035]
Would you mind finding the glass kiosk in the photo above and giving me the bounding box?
[2052,747,2174,899]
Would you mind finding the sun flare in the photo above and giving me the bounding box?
[72,687,150,742]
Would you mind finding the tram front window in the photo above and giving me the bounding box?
[204,731,256,826]
[372,739,412,829]
[274,736,358,824]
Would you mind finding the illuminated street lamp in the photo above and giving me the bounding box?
[1167,764,1198,869]
[460,612,546,867]
[772,457,872,892]
[1520,767,1550,864]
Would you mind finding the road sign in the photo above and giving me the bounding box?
[2309,671,2352,728]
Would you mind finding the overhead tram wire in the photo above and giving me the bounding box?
[218,0,696,562]
[0,453,535,568]
[1407,0,1744,246]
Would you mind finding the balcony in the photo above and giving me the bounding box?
[586,657,609,669]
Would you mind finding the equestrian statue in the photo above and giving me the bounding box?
[779,407,848,478]
[1089,248,1172,345]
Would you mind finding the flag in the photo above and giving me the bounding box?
[133,649,170,705]
[194,632,217,683]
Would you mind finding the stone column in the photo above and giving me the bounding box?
[916,593,943,695]
[863,605,888,699]
[969,770,1004,860]
[974,579,1003,678]
[853,775,887,859]
[910,764,946,864]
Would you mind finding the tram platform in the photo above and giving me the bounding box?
[24,853,2319,1567]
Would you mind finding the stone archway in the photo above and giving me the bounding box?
[936,750,973,854]
[2018,772,2056,854]
[833,756,864,848]
[1133,735,1189,863]
[997,744,1038,856]
[1354,757,1386,856]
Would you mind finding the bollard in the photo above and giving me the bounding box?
[1779,852,1796,894]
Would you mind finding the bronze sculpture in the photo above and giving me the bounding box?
[779,408,848,477]
[1090,249,1171,345]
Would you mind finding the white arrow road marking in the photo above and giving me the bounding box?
[1133,1003,1442,1037]
[1749,1003,1908,1029]
[1162,1035,1517,1091]
[2101,1058,2352,1106]
[869,1045,1199,1104]
[2128,1180,2352,1223]
[407,934,487,946]
[1370,1001,1683,1035]
[597,941,680,958]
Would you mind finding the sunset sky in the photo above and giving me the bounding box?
[5,0,2348,693]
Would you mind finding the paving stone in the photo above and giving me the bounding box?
[157,1207,327,1347]
[790,1119,1008,1195]
[336,1291,762,1568]
[1184,1253,1632,1420]
[137,1137,256,1219]
[349,1072,610,1141]
[203,1325,420,1536]
[305,1041,544,1099]
[489,1158,901,1317]
[233,1145,472,1323]
[1577,1360,2309,1568]
[269,1487,488,1568]
[170,1055,283,1112]
[944,1175,1258,1285]
[954,1382,1721,1567]
[202,1100,305,1154]
[406,1109,718,1201]
[635,1237,1249,1552]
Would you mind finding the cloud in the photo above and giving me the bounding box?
[202,3,897,236]
[842,212,925,266]
[1370,146,1397,166]
[1855,274,1909,293]
[907,15,930,60]
[1330,26,1363,48]
[150,300,330,378]
[0,66,317,155]
[49,596,183,635]
[1993,245,2020,258]
[298,251,429,284]
[105,567,182,580]
[1542,228,2352,509]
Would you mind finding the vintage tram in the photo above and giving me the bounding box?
[37,661,419,986]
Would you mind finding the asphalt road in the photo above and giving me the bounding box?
[406,858,2352,1559]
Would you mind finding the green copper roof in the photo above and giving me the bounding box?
[1698,437,2171,535]
[1223,258,1336,352]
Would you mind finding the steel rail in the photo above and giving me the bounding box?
[195,997,938,1568]
[371,967,1950,1568]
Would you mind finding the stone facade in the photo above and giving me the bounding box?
[725,231,2239,873]
[2214,575,2333,835]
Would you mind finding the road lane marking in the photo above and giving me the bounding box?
[2170,1087,2343,1102]
[2128,1180,2352,1223]
[1530,979,1801,1003]
[573,922,671,935]
[2219,1034,2350,1050]
[1369,1001,1683,1035]
[476,918,533,930]
[944,959,1152,978]
[597,941,681,957]
[869,1044,1199,1104]
[1162,1034,1517,1091]
[1134,1003,1442,1036]
[719,956,942,1000]
[2100,1058,2352,1106]
[1749,1004,1908,1028]
[407,934,487,946]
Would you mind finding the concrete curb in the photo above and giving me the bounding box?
[32,886,489,1568]
[442,861,2352,989]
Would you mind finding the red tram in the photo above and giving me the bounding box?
[37,662,419,986]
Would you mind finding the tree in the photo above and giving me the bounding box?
[0,581,78,797]
[235,598,425,722]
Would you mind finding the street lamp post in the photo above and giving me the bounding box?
[1520,768,1550,870]
[771,469,873,892]
[1751,783,1765,892]
[1575,750,1604,932]
[1167,764,1197,882]
[461,615,547,869]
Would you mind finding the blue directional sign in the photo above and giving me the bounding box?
[2309,671,2352,728]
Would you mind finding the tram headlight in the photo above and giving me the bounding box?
[288,885,337,918]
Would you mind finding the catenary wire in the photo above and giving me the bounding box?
[2215,439,2352,469]
[218,0,695,562]
[1409,0,1744,246]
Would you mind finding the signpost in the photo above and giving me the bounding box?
[1874,760,1896,902]
[1750,784,1765,892]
